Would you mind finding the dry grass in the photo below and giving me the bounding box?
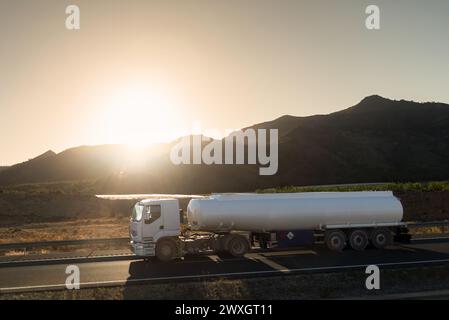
[4,249,26,256]
[5,248,52,256]
[2,247,91,256]
[409,226,449,235]
[0,217,129,244]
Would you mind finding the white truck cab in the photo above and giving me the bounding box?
[129,199,181,256]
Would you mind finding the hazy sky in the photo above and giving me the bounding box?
[0,0,448,165]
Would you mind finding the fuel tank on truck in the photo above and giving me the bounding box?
[186,191,403,232]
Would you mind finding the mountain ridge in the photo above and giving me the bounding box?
[1,95,449,193]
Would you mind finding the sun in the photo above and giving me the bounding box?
[96,83,180,147]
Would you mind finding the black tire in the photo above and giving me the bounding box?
[227,235,249,257]
[156,239,177,262]
[370,228,392,249]
[349,229,369,251]
[325,230,347,251]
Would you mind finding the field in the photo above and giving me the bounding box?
[0,217,129,245]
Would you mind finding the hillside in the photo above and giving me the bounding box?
[271,95,449,187]
[1,95,449,193]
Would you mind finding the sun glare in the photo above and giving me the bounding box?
[96,83,180,147]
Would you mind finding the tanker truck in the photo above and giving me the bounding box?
[129,191,410,261]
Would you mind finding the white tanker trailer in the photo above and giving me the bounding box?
[129,191,410,261]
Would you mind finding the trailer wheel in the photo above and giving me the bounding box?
[227,235,249,257]
[370,228,392,249]
[349,229,369,251]
[156,239,177,262]
[325,230,346,251]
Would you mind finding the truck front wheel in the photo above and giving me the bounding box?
[156,239,177,262]
[227,235,249,257]
[325,230,346,251]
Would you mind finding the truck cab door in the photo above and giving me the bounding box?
[142,204,164,241]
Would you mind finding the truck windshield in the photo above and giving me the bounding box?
[132,204,144,222]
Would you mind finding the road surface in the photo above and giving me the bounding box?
[2,241,449,293]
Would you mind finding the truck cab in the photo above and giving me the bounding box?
[129,199,181,257]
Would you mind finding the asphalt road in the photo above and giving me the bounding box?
[2,241,449,294]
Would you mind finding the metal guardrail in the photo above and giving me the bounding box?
[0,220,448,251]
[0,237,129,250]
